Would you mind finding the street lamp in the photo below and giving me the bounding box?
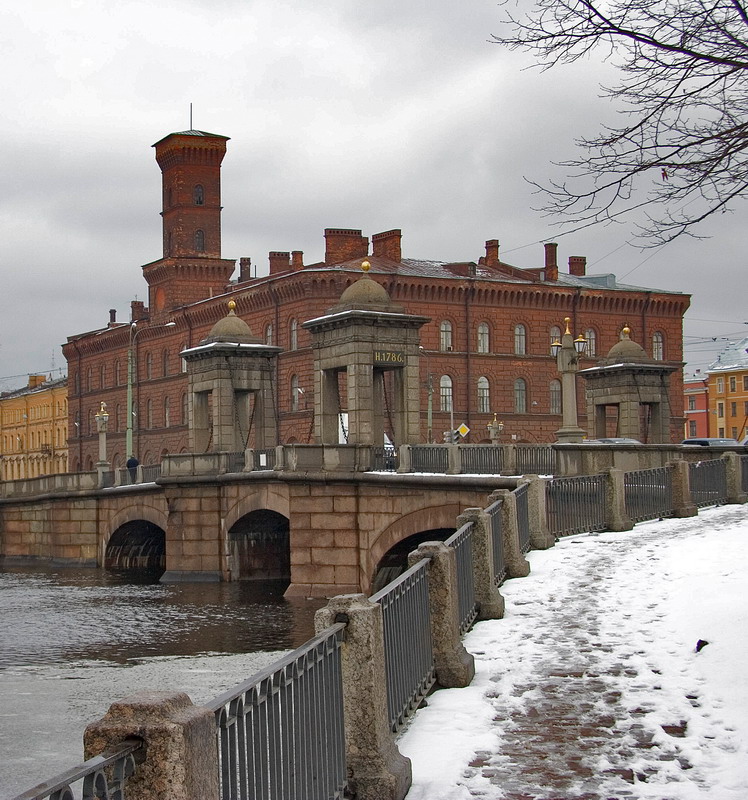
[550,317,588,443]
[126,320,176,459]
[487,414,504,443]
[420,346,434,443]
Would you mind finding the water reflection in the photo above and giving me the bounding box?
[0,565,325,669]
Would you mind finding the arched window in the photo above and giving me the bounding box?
[195,229,205,252]
[265,323,274,346]
[115,403,122,432]
[652,331,664,360]
[550,379,562,415]
[86,368,93,392]
[181,392,188,425]
[88,409,94,435]
[115,360,121,386]
[440,320,453,352]
[181,343,188,373]
[164,397,171,428]
[549,326,562,355]
[193,184,204,205]
[477,376,490,413]
[289,318,298,351]
[514,378,527,413]
[145,352,153,380]
[291,374,300,412]
[585,328,597,357]
[514,324,527,355]
[440,375,453,412]
[146,399,153,429]
[162,349,169,377]
[477,323,489,354]
[100,364,107,389]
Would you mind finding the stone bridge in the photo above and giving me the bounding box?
[0,467,513,596]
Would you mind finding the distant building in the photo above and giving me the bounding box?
[62,130,690,471]
[683,372,710,439]
[707,338,748,440]
[0,375,68,480]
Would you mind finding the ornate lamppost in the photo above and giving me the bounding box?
[94,401,110,485]
[486,414,504,444]
[550,317,588,443]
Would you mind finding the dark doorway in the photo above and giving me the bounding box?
[228,510,290,582]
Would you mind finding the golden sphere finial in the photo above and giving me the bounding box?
[228,299,237,313]
[622,325,630,338]
[361,260,371,273]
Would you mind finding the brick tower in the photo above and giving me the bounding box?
[142,130,236,315]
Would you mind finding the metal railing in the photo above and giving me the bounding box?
[372,446,398,472]
[227,451,246,472]
[445,522,478,634]
[253,449,276,470]
[515,445,556,475]
[409,445,449,473]
[459,445,503,474]
[546,474,608,538]
[140,464,161,483]
[485,498,507,586]
[624,466,674,522]
[370,559,436,732]
[514,482,531,554]
[117,466,137,485]
[11,738,144,800]
[207,624,347,800]
[689,459,728,507]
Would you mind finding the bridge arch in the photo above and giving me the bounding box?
[367,503,463,592]
[103,504,169,575]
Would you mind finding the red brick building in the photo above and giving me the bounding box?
[683,372,711,439]
[63,130,690,471]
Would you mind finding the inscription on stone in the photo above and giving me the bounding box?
[373,349,405,365]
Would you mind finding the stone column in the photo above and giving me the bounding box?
[489,488,530,577]
[84,692,218,800]
[455,508,505,619]
[671,460,698,517]
[521,476,555,549]
[407,542,475,687]
[315,594,411,800]
[723,452,747,504]
[605,468,634,531]
[501,444,517,476]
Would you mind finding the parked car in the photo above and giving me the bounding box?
[681,438,740,446]
[594,438,641,444]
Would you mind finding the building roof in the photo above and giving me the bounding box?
[0,375,67,399]
[151,129,230,147]
[708,337,748,373]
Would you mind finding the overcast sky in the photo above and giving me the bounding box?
[1,0,744,392]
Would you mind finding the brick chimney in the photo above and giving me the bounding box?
[269,251,291,275]
[109,309,117,326]
[569,256,587,276]
[544,243,558,281]
[291,250,304,270]
[130,300,148,322]
[371,230,402,262]
[485,239,500,267]
[28,374,46,389]
[324,228,369,264]
[239,257,252,282]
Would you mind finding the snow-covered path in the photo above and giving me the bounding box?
[399,505,748,799]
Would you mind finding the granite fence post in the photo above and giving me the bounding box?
[520,475,555,549]
[671,460,698,517]
[488,488,530,577]
[455,508,505,619]
[397,444,412,473]
[723,452,747,504]
[83,691,219,800]
[605,468,634,531]
[407,542,475,687]
[315,594,412,800]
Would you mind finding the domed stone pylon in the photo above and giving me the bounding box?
[580,326,680,442]
[303,260,430,447]
[181,300,282,452]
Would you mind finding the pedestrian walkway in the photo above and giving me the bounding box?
[399,506,748,799]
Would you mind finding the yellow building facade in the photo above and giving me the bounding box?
[0,375,68,480]
[707,337,748,441]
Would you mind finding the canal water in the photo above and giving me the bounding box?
[0,564,325,797]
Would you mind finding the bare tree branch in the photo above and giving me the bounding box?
[492,0,748,244]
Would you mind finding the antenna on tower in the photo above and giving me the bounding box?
[190,102,193,130]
